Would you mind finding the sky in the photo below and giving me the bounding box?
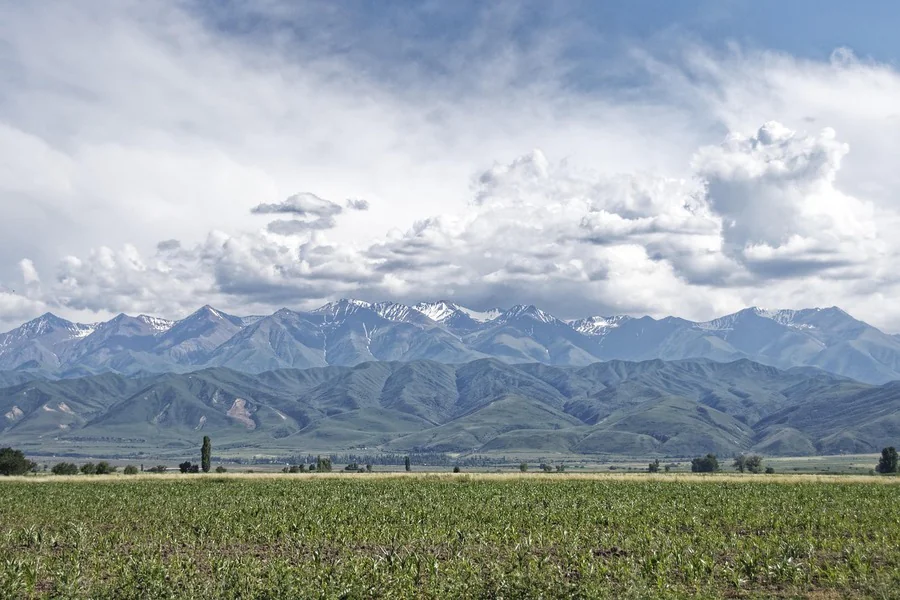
[3,1,900,330]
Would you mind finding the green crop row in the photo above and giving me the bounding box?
[1,476,898,598]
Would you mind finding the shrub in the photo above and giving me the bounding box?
[147,465,167,473]
[95,461,116,475]
[80,463,97,475]
[453,466,460,473]
[179,461,194,474]
[366,464,373,473]
[215,466,227,473]
[648,459,660,473]
[691,454,719,473]
[123,465,139,475]
[345,463,359,471]
[765,466,775,474]
[556,465,566,473]
[519,462,528,472]
[0,447,36,476]
[51,462,79,476]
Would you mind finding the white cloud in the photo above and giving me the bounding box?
[19,259,40,286]
[4,3,900,331]
[251,193,343,217]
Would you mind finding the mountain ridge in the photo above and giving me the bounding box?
[2,302,900,384]
[0,357,892,459]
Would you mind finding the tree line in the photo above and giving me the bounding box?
[3,442,900,477]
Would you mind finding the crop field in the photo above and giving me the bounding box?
[1,475,899,599]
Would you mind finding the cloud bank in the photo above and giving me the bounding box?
[1,3,899,331]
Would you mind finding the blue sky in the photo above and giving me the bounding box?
[195,1,900,78]
[3,1,900,330]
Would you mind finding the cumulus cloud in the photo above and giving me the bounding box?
[2,120,893,330]
[266,217,337,235]
[251,193,343,218]
[19,259,40,286]
[6,3,900,331]
[156,239,181,252]
[345,198,370,211]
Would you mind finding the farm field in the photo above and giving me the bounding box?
[1,474,899,599]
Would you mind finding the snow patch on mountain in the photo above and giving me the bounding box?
[137,315,174,333]
[457,306,502,323]
[696,307,816,332]
[412,301,502,324]
[372,302,424,323]
[414,301,458,323]
[569,315,630,336]
[498,305,559,324]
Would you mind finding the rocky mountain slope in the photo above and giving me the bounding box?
[1,357,890,459]
[3,302,900,384]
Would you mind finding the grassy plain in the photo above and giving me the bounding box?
[1,474,898,599]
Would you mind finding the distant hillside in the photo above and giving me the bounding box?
[1,358,893,459]
[3,301,900,384]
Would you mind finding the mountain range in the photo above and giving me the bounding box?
[2,300,900,384]
[1,357,895,459]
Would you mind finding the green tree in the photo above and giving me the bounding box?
[691,454,719,473]
[51,462,79,476]
[745,455,763,474]
[876,447,899,474]
[201,436,211,473]
[555,464,566,473]
[179,461,194,474]
[366,464,373,473]
[648,459,660,473]
[316,456,332,472]
[765,466,775,474]
[123,465,139,475]
[405,456,411,472]
[80,463,97,475]
[215,466,227,473]
[452,466,460,473]
[0,447,36,476]
[519,462,528,472]
[733,455,747,473]
[95,461,116,475]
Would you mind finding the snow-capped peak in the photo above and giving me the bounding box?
[696,307,815,332]
[371,302,421,323]
[137,315,175,333]
[414,301,503,324]
[499,305,558,324]
[312,298,372,322]
[569,315,629,336]
[457,306,502,323]
[414,301,459,323]
[0,313,97,343]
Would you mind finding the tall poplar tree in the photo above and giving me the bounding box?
[201,436,211,473]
